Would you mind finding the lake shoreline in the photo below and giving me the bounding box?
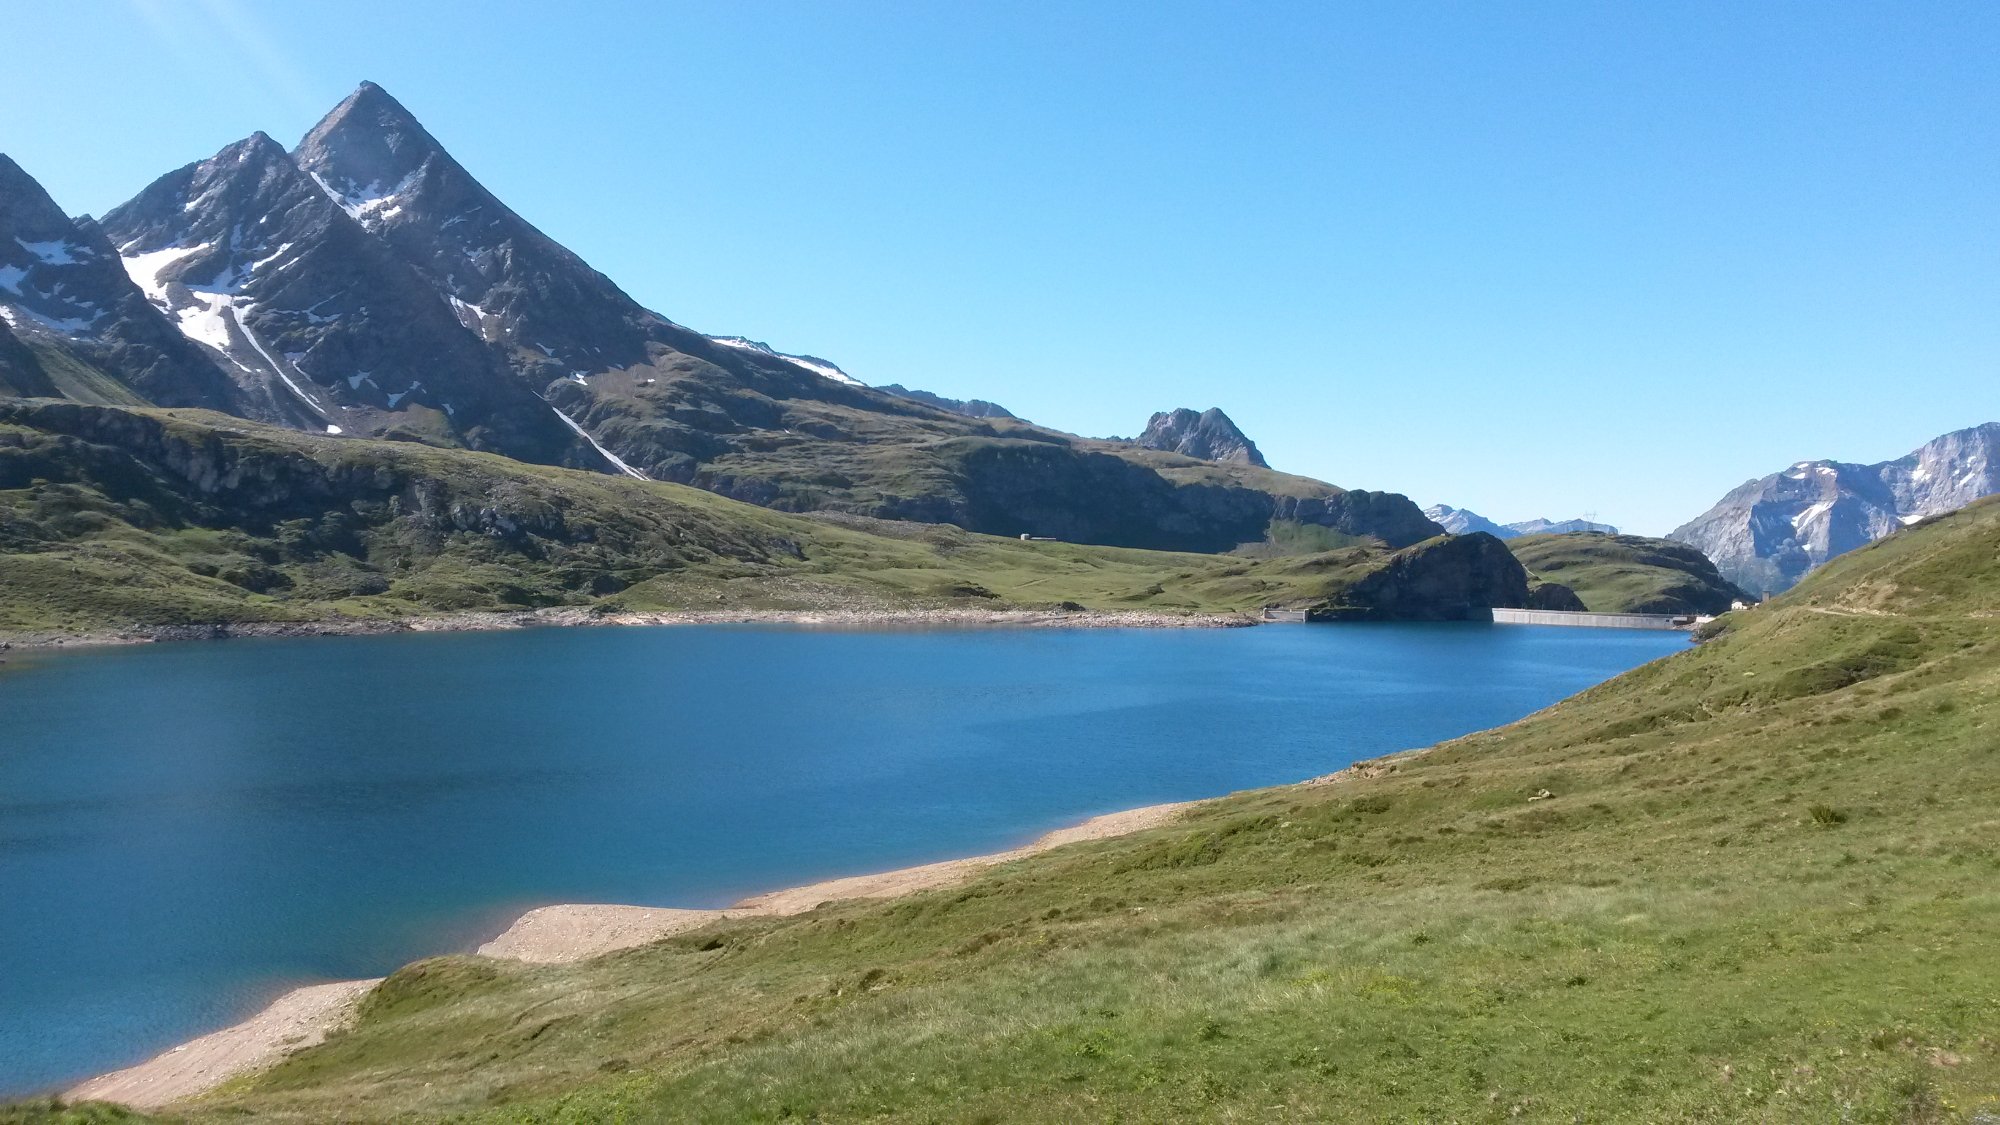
[0,604,1260,655]
[64,798,1222,1110]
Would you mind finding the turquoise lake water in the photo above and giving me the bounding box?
[0,621,1683,1096]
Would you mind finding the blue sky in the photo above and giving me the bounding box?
[6,1,1996,534]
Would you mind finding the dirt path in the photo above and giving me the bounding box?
[69,802,1196,1108]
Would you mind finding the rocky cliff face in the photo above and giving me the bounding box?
[1305,532,1529,621]
[1136,408,1268,467]
[1671,423,1999,596]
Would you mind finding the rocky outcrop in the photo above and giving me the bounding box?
[1671,423,1999,596]
[1136,408,1267,468]
[1305,533,1530,621]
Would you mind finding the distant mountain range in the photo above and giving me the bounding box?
[1671,422,2000,597]
[0,82,1445,555]
[1422,505,1617,540]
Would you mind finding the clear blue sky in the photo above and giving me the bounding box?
[6,1,1996,534]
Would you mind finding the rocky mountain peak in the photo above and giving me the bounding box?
[292,82,659,371]
[101,133,585,465]
[1671,422,2000,596]
[295,82,447,226]
[1137,407,1268,468]
[0,154,243,409]
[0,153,77,240]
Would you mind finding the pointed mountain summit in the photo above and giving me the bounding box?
[0,153,240,408]
[291,81,903,481]
[102,132,584,463]
[1136,407,1268,467]
[294,81,674,371]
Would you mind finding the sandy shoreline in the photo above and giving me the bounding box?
[64,801,1198,1110]
[2,605,1256,654]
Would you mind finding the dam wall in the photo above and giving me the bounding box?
[1490,608,1698,631]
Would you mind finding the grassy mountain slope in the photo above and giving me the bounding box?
[554,360,1444,553]
[27,500,1997,1123]
[1510,531,1752,614]
[0,400,1506,637]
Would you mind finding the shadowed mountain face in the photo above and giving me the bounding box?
[0,156,243,410]
[1137,407,1268,467]
[1671,423,2000,597]
[1,82,1447,555]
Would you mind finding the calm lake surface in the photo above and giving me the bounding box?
[0,621,1682,1095]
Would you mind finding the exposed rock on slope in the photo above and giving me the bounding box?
[1136,407,1268,467]
[1509,532,1749,615]
[1671,423,1999,596]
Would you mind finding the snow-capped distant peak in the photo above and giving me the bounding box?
[709,335,864,386]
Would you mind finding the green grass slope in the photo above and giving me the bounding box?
[24,499,1996,1123]
[0,400,1505,637]
[1510,531,1752,614]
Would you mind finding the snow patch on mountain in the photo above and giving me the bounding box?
[306,166,425,228]
[549,404,650,480]
[16,238,86,265]
[710,335,864,386]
